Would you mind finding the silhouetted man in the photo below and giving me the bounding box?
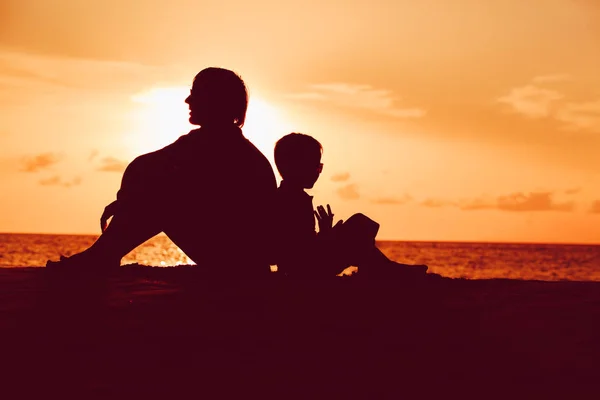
[47,68,277,276]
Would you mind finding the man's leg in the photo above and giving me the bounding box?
[78,205,162,266]
[48,153,166,268]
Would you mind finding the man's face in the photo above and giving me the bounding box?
[184,74,209,126]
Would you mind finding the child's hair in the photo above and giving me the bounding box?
[274,133,323,179]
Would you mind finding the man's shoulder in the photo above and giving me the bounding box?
[161,129,203,149]
[176,128,204,144]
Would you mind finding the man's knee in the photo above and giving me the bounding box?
[123,154,152,177]
[120,152,163,190]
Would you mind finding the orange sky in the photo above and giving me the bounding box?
[1,0,599,243]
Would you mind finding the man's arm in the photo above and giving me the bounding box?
[100,200,118,232]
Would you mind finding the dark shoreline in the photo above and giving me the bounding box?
[1,267,599,399]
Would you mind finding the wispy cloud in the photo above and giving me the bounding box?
[421,192,574,212]
[555,99,600,133]
[497,85,563,118]
[97,157,128,173]
[458,197,496,210]
[88,150,99,162]
[0,49,179,95]
[336,183,360,200]
[493,192,574,212]
[564,187,581,195]
[39,175,81,188]
[590,200,600,214]
[20,152,61,172]
[287,83,426,119]
[497,76,600,133]
[287,92,326,100]
[421,198,456,208]
[372,194,412,205]
[531,74,572,84]
[331,172,350,182]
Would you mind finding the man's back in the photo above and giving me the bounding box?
[160,125,277,274]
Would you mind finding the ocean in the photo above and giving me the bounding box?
[0,233,599,281]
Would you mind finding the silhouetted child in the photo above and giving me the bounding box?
[273,133,429,278]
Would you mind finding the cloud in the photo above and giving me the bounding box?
[0,49,178,94]
[287,83,426,119]
[97,157,128,172]
[0,61,72,89]
[39,176,61,186]
[336,184,360,200]
[531,74,572,84]
[20,152,61,172]
[564,187,581,195]
[88,150,99,162]
[463,192,574,212]
[372,194,412,205]
[287,92,327,100]
[497,84,563,118]
[421,198,456,208]
[331,172,350,182]
[495,192,574,212]
[555,99,600,133]
[420,192,574,212]
[590,201,600,214]
[39,175,81,188]
[458,197,496,210]
[498,76,600,133]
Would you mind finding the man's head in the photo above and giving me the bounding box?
[185,67,248,127]
[274,133,323,189]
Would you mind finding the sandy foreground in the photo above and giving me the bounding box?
[1,266,599,399]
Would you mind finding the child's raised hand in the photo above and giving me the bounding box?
[314,204,334,233]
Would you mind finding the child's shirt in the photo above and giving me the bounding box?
[274,180,342,277]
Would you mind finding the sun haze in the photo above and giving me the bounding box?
[0,0,599,243]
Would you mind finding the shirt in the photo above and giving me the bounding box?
[118,124,277,274]
[274,180,325,276]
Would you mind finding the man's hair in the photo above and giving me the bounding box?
[274,133,322,178]
[195,67,248,127]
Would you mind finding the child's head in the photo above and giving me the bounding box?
[274,133,323,188]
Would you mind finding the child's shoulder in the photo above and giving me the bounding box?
[277,184,308,198]
[276,184,312,210]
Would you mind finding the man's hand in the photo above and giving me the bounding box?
[314,204,336,234]
[100,200,118,232]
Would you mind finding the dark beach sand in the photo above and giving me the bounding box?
[1,266,599,399]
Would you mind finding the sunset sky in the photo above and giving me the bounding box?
[1,0,599,243]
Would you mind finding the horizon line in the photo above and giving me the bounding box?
[0,231,598,247]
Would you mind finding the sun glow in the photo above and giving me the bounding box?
[243,97,294,170]
[126,86,292,171]
[126,87,193,154]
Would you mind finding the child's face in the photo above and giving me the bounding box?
[298,153,323,189]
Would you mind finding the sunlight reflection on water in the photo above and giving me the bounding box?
[0,233,598,281]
